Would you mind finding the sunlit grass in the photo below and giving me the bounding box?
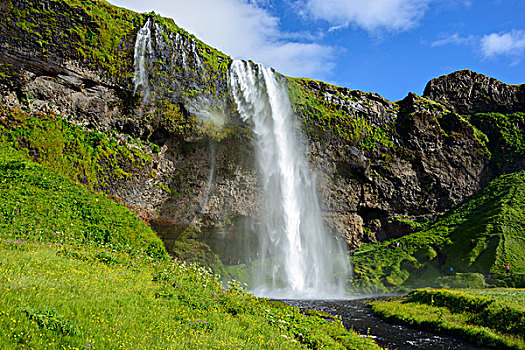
[370,289,525,349]
[0,240,381,349]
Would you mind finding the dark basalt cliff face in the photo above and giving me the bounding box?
[424,69,525,115]
[1,0,523,264]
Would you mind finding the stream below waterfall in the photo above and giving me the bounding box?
[282,298,488,350]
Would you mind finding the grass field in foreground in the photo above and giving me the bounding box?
[0,239,382,349]
[370,288,525,350]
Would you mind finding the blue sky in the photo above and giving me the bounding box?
[109,0,524,101]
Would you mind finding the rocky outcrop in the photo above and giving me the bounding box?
[300,79,397,129]
[0,50,125,130]
[423,69,525,115]
[292,76,501,246]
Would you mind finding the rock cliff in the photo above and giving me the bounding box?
[1,0,523,265]
[424,69,525,115]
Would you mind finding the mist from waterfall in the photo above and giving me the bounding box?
[229,60,351,299]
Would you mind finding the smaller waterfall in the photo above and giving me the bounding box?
[133,19,222,123]
[190,40,204,72]
[133,18,154,102]
[230,60,351,298]
[201,142,217,213]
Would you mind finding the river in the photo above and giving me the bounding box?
[282,298,487,350]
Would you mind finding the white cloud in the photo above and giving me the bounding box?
[301,0,432,32]
[257,42,335,77]
[481,31,525,58]
[430,33,476,47]
[107,0,335,79]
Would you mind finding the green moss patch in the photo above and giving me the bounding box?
[287,77,395,153]
[469,112,525,170]
[0,104,152,192]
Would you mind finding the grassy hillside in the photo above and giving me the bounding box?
[0,142,381,349]
[0,143,165,258]
[370,289,525,349]
[0,240,382,349]
[351,170,525,293]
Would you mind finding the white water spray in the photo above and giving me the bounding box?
[133,19,154,102]
[230,60,351,298]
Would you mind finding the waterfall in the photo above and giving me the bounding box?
[133,18,154,102]
[229,60,351,298]
[201,142,216,213]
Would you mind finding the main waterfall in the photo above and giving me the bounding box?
[229,61,350,298]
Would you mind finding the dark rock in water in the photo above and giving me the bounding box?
[423,69,525,115]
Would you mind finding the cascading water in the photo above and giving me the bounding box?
[132,20,350,297]
[229,60,351,298]
[133,19,154,102]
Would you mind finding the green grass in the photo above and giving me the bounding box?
[468,288,525,307]
[351,170,525,293]
[370,288,525,349]
[0,143,165,258]
[0,240,381,349]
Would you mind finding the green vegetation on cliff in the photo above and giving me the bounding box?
[0,0,229,84]
[370,289,525,349]
[0,104,153,193]
[1,0,139,82]
[352,170,525,293]
[469,112,525,170]
[287,77,395,153]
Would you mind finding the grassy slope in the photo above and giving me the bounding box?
[370,289,525,349]
[351,170,525,293]
[0,143,380,349]
[0,143,165,258]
